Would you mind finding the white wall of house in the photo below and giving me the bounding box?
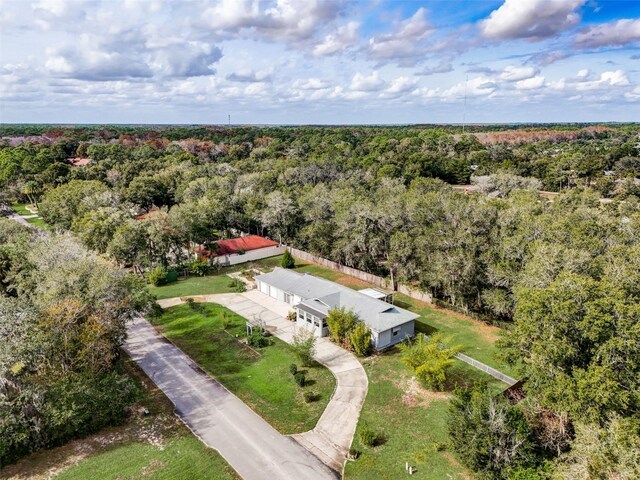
[211,245,286,266]
[296,309,329,337]
[372,321,414,350]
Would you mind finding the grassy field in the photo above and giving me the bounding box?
[0,358,238,480]
[344,350,504,480]
[26,216,47,228]
[149,302,335,434]
[149,255,285,299]
[11,203,34,215]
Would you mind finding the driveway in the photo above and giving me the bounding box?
[125,318,338,480]
[157,291,369,473]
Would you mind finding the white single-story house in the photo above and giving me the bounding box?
[254,268,418,350]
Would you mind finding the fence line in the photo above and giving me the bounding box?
[455,352,517,386]
[287,247,433,303]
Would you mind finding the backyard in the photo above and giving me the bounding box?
[0,358,238,480]
[149,302,336,434]
[344,351,505,480]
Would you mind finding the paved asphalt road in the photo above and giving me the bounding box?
[125,318,338,480]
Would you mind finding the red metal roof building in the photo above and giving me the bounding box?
[197,235,279,257]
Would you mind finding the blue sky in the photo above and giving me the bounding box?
[0,0,639,124]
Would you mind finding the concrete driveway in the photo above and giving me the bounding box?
[125,318,338,480]
[157,291,369,473]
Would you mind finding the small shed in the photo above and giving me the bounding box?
[359,287,393,304]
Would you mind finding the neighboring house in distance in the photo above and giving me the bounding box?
[196,235,285,266]
[255,268,418,350]
[67,157,92,167]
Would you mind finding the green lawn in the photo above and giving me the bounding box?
[344,350,504,480]
[149,302,335,434]
[149,274,237,299]
[11,203,34,215]
[26,216,47,228]
[1,358,238,480]
[149,255,285,299]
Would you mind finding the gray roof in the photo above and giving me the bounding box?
[255,268,419,332]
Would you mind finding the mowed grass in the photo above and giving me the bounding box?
[1,358,238,480]
[10,203,33,215]
[150,302,335,434]
[26,216,47,228]
[344,351,505,480]
[149,274,236,299]
[293,258,514,376]
[149,255,285,299]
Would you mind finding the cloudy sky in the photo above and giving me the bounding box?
[1,0,639,124]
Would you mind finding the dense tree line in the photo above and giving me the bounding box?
[0,219,152,466]
[1,125,639,476]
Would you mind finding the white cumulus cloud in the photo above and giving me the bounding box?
[575,19,640,48]
[481,0,585,41]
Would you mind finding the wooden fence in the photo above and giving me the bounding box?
[288,247,433,303]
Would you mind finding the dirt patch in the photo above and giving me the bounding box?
[401,376,450,408]
[441,451,473,480]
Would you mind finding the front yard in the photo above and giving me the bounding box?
[149,302,336,434]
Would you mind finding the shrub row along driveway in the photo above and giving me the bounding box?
[156,290,369,473]
[125,317,338,480]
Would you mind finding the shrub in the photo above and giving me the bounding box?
[289,363,298,375]
[186,259,209,276]
[326,307,359,346]
[247,330,270,348]
[185,298,205,314]
[303,391,318,403]
[348,448,360,459]
[400,333,462,391]
[291,329,316,366]
[228,277,246,292]
[359,424,378,447]
[349,322,372,357]
[281,249,295,268]
[221,311,232,330]
[147,265,168,286]
[294,372,306,387]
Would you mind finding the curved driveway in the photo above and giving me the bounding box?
[125,317,338,480]
[156,290,369,473]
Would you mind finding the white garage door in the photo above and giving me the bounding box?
[259,281,269,295]
[269,286,278,299]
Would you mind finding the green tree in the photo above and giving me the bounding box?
[400,333,461,390]
[291,328,316,367]
[326,307,359,346]
[281,249,295,268]
[448,384,540,479]
[348,322,372,357]
[553,416,640,480]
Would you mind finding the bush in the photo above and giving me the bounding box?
[221,311,232,330]
[186,259,209,277]
[326,307,359,346]
[359,424,378,447]
[400,333,461,391]
[349,322,372,357]
[303,391,319,403]
[291,329,316,366]
[289,363,298,375]
[294,372,306,387]
[228,277,246,292]
[147,265,168,286]
[185,297,205,314]
[247,330,270,348]
[281,249,295,269]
